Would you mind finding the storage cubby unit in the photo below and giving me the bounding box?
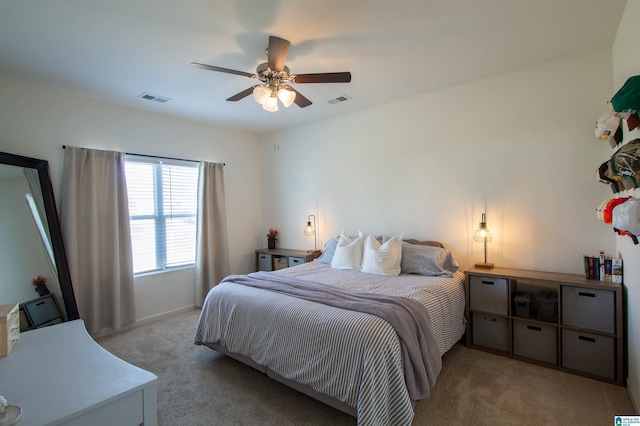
[255,248,320,272]
[465,267,624,385]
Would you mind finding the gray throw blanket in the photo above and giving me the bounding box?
[221,271,443,401]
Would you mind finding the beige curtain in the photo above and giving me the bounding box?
[195,162,230,307]
[60,147,135,334]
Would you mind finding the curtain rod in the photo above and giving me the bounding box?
[62,145,225,166]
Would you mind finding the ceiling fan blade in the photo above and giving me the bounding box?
[267,36,290,72]
[291,72,352,84]
[191,62,256,78]
[286,86,312,108]
[226,86,256,102]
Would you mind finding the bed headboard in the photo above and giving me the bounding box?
[403,239,445,248]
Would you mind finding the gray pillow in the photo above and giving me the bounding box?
[400,242,459,277]
[316,237,339,264]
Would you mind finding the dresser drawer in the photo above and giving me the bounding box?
[513,320,557,365]
[257,253,273,271]
[562,329,615,380]
[472,312,509,352]
[469,276,508,315]
[561,287,614,333]
[288,256,305,267]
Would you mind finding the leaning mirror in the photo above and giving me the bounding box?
[0,151,79,326]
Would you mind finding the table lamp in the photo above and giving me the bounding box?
[473,212,494,269]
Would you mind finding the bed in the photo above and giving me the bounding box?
[195,235,466,425]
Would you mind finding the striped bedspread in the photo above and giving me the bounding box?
[195,262,466,425]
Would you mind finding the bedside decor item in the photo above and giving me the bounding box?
[473,212,494,269]
[32,275,50,297]
[303,214,318,251]
[267,228,278,249]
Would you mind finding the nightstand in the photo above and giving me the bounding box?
[465,267,624,385]
[255,248,321,271]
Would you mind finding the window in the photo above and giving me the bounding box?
[125,156,199,274]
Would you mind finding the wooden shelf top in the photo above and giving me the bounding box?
[256,248,321,257]
[465,267,622,291]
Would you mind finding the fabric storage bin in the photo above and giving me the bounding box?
[561,329,615,380]
[513,320,557,364]
[258,253,272,271]
[472,312,509,352]
[288,256,305,267]
[469,276,508,315]
[561,287,614,333]
[273,256,288,270]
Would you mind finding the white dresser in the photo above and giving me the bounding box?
[0,320,157,425]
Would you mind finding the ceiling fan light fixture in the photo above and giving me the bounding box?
[253,85,270,104]
[263,95,279,112]
[193,36,351,112]
[278,87,296,108]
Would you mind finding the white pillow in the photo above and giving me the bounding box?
[361,233,403,276]
[330,231,364,270]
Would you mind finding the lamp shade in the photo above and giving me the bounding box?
[473,226,493,242]
[262,95,279,112]
[473,213,492,242]
[473,212,493,268]
[278,87,296,108]
[303,214,318,251]
[252,85,270,104]
[304,221,314,235]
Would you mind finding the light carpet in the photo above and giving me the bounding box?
[97,309,636,425]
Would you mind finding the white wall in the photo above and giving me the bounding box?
[0,78,263,323]
[262,50,616,276]
[613,0,640,412]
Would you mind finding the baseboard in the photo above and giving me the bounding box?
[92,305,198,339]
[628,378,640,414]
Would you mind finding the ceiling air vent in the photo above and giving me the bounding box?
[138,92,171,103]
[327,95,351,105]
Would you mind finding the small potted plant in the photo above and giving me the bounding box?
[267,228,278,249]
[32,275,50,296]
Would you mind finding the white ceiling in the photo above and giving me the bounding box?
[0,0,627,135]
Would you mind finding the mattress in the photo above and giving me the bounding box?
[195,261,466,425]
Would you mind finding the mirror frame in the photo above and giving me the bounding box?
[0,151,79,320]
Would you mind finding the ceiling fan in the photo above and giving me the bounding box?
[191,36,351,112]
